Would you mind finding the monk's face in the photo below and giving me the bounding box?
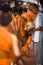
[32,6,38,14]
[28,4,33,11]
[28,4,38,14]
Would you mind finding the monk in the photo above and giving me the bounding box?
[26,3,39,46]
[0,12,22,65]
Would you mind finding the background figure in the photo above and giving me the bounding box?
[33,0,43,65]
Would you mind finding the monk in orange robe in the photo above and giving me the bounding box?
[0,12,22,65]
[21,3,38,52]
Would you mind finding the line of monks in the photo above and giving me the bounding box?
[0,2,39,65]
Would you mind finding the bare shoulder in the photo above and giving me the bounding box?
[11,34,18,41]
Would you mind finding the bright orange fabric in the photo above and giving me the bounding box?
[22,45,28,52]
[26,12,36,45]
[16,15,20,19]
[0,59,10,65]
[27,11,36,22]
[19,17,25,37]
[22,12,36,22]
[26,36,32,45]
[0,26,12,52]
[22,12,29,22]
[16,15,25,37]
[0,26,12,65]
[21,12,36,52]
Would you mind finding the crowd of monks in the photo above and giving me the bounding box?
[0,2,39,65]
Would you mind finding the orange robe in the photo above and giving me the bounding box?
[21,12,36,52]
[0,26,17,65]
[22,12,36,22]
[26,11,36,45]
[16,15,25,37]
[27,11,36,22]
[22,12,29,22]
[22,45,28,52]
[16,15,27,52]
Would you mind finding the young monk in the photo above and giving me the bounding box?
[0,12,22,65]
